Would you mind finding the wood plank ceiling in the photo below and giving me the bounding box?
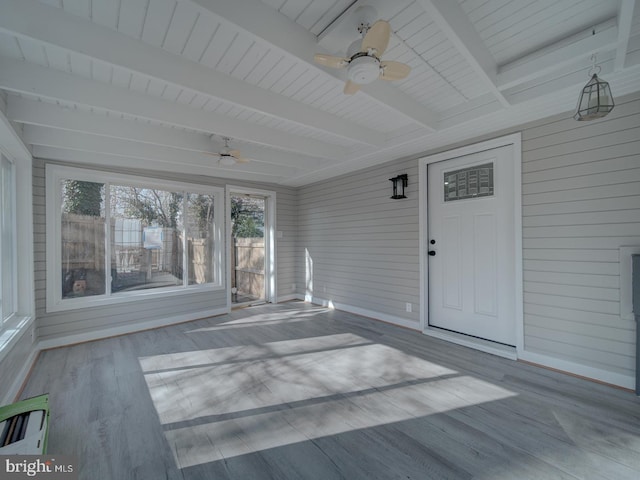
[0,0,639,186]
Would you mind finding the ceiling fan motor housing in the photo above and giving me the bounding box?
[219,155,236,166]
[348,55,380,84]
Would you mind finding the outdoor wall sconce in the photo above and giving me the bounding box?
[389,174,408,199]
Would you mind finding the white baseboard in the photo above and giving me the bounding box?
[37,307,229,350]
[277,293,302,303]
[518,350,635,391]
[305,295,420,331]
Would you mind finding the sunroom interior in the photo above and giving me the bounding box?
[1,0,640,478]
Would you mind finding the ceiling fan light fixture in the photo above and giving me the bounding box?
[347,55,380,84]
[219,155,236,166]
[313,18,410,94]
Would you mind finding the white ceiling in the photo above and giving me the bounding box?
[0,0,639,186]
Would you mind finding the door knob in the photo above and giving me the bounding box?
[428,250,436,256]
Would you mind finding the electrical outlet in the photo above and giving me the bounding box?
[406,302,412,313]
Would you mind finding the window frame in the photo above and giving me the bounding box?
[0,154,17,326]
[443,161,495,202]
[46,165,224,313]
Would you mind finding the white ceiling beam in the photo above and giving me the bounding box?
[183,0,439,131]
[415,0,510,108]
[7,96,333,170]
[624,34,640,68]
[615,0,638,71]
[23,125,298,178]
[0,55,345,159]
[505,52,618,105]
[497,20,619,91]
[0,0,382,147]
[32,146,284,183]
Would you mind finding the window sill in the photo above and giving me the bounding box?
[0,315,34,365]
[46,283,224,313]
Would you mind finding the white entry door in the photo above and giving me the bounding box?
[427,145,516,345]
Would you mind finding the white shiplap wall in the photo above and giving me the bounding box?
[297,158,421,328]
[297,91,640,388]
[33,158,298,343]
[521,92,640,385]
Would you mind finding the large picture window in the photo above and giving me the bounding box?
[47,166,223,312]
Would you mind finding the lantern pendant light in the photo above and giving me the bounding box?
[574,54,614,121]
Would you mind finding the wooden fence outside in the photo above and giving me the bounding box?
[231,237,265,301]
[61,214,213,294]
[188,238,211,285]
[61,213,106,296]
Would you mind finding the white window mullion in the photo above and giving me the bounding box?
[182,192,188,287]
[104,182,112,297]
[9,158,17,320]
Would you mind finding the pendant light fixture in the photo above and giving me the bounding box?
[574,54,614,121]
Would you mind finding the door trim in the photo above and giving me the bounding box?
[225,186,277,309]
[418,133,523,357]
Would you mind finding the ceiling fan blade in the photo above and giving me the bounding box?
[343,80,361,95]
[379,61,411,81]
[228,150,249,164]
[361,20,391,57]
[314,54,348,69]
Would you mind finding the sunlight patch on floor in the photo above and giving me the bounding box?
[140,333,516,469]
[141,337,459,425]
[163,374,516,469]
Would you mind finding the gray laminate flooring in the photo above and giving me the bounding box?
[20,301,640,479]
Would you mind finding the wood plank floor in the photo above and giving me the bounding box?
[20,301,640,479]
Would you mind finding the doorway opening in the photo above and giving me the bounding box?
[227,187,277,307]
[230,193,265,305]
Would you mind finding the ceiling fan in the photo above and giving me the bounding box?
[208,137,248,166]
[314,18,411,95]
